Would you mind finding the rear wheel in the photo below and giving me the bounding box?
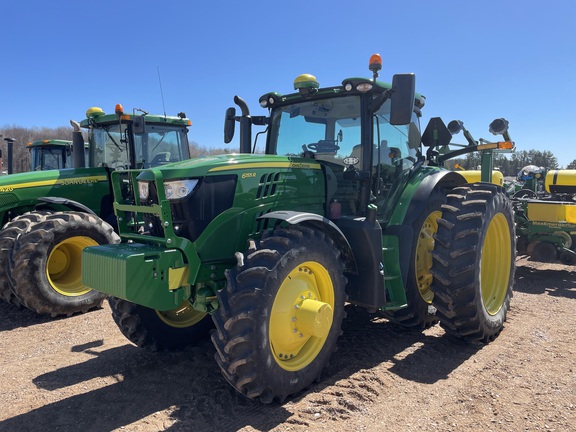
[0,211,52,305]
[430,184,515,342]
[211,226,347,403]
[381,189,444,328]
[109,297,214,351]
[9,211,119,317]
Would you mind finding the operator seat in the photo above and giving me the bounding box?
[350,140,394,167]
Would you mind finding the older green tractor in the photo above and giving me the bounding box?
[0,106,192,316]
[82,54,516,402]
[2,138,81,174]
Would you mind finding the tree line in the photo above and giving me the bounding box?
[1,125,574,175]
[442,149,575,177]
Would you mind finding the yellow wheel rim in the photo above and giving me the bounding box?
[415,210,441,303]
[481,213,511,315]
[156,301,207,328]
[47,236,98,296]
[269,261,335,371]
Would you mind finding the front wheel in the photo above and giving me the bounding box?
[109,297,214,351]
[211,226,347,403]
[430,184,516,342]
[9,211,119,317]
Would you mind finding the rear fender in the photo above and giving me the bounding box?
[385,170,468,286]
[400,170,468,227]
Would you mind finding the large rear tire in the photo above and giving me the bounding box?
[211,226,347,403]
[0,211,52,306]
[381,189,444,328]
[108,297,214,351]
[9,211,119,317]
[430,184,515,342]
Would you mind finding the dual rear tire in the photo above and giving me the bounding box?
[431,184,516,342]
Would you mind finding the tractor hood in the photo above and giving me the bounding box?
[135,153,319,182]
[0,167,108,190]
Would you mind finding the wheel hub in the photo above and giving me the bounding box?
[47,236,98,296]
[295,299,333,339]
[269,261,335,370]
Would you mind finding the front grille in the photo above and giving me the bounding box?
[112,170,237,243]
[168,175,237,241]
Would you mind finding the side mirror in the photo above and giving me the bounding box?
[390,73,415,125]
[224,107,236,144]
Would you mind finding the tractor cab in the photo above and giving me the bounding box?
[27,139,75,171]
[79,105,191,170]
[243,54,423,222]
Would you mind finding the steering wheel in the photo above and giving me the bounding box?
[109,162,128,170]
[306,140,340,153]
[301,145,316,159]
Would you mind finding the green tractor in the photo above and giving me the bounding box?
[0,105,192,316]
[82,54,516,402]
[27,139,88,171]
[2,138,81,174]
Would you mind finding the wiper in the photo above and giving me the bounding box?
[151,135,167,152]
[103,126,123,151]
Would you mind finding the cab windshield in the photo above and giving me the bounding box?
[89,123,190,169]
[30,146,70,171]
[268,94,420,216]
[270,95,419,166]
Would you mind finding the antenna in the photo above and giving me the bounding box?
[157,66,167,118]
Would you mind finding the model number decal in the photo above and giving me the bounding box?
[0,186,14,192]
[241,172,257,179]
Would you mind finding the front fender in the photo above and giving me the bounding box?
[38,197,97,215]
[259,211,357,274]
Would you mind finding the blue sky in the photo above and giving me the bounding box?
[1,1,575,166]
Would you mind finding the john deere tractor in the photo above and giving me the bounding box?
[0,106,192,316]
[2,138,80,174]
[27,139,88,171]
[82,54,516,402]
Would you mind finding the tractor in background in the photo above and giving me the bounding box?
[0,106,193,316]
[27,139,89,171]
[2,138,79,174]
[81,54,516,402]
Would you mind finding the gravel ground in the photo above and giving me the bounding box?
[0,257,574,432]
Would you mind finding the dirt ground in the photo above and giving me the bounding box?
[0,256,574,432]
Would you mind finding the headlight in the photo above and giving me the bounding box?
[164,179,198,200]
[138,181,150,200]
